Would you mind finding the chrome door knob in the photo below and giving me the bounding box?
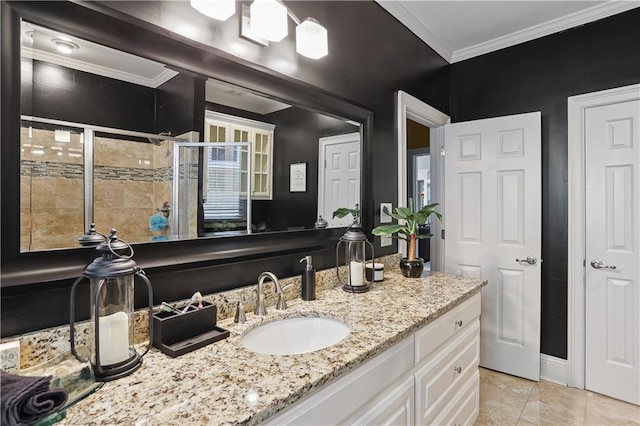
[516,255,537,265]
[590,259,617,270]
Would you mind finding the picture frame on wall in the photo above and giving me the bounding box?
[290,163,307,192]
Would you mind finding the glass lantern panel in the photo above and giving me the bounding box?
[346,241,366,286]
[89,275,135,366]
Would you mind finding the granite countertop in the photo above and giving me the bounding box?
[61,271,486,425]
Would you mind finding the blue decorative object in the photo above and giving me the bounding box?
[149,213,168,232]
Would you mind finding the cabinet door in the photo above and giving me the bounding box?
[348,376,414,426]
[204,113,274,200]
[415,321,479,425]
[252,130,272,199]
[431,370,480,426]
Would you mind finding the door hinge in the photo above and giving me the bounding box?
[440,146,445,157]
[441,229,445,239]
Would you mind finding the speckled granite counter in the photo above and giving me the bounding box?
[60,271,485,425]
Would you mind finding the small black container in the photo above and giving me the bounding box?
[152,301,229,357]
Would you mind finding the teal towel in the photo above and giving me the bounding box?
[149,213,168,232]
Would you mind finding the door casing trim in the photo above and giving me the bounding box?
[396,91,449,270]
[567,83,640,389]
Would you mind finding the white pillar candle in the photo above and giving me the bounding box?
[98,311,130,365]
[350,261,364,286]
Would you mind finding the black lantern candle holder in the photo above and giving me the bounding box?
[69,229,153,382]
[336,223,375,293]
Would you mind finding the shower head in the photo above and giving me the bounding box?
[148,131,172,146]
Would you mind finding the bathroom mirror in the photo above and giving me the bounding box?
[1,1,372,295]
[18,19,362,252]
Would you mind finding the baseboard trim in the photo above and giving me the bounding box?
[540,354,568,385]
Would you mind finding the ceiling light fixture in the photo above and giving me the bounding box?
[295,18,328,60]
[191,0,329,60]
[51,38,79,54]
[250,0,288,42]
[190,0,235,21]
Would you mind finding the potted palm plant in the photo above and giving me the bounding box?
[372,198,442,278]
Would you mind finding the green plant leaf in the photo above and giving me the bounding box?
[371,224,405,235]
[415,234,433,239]
[332,204,360,222]
[394,207,413,219]
[373,198,442,242]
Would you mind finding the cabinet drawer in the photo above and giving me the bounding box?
[347,376,415,426]
[432,369,480,426]
[414,293,480,365]
[415,321,479,425]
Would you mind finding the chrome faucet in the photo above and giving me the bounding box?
[255,271,284,315]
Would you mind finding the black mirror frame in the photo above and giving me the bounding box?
[0,2,373,294]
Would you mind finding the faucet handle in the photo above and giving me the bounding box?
[275,284,294,310]
[234,300,246,324]
[224,296,247,324]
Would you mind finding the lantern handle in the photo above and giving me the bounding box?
[69,275,91,363]
[135,267,154,358]
[106,229,134,260]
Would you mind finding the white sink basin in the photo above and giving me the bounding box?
[241,316,350,355]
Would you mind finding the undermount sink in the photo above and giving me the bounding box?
[240,316,350,355]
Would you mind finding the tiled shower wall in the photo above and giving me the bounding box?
[20,127,85,251]
[20,126,175,251]
[93,135,173,244]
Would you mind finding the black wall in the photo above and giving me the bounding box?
[21,58,156,131]
[450,9,640,359]
[156,73,206,136]
[261,107,321,231]
[20,57,203,135]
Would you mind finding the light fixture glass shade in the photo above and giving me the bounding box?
[191,0,236,21]
[296,18,328,59]
[250,0,288,42]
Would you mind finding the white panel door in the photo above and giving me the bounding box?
[318,133,361,228]
[444,112,541,381]
[585,99,640,405]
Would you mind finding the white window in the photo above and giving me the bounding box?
[204,111,275,200]
[203,145,243,221]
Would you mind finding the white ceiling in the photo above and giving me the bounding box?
[376,1,640,63]
[21,21,290,114]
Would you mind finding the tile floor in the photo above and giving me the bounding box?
[475,368,640,425]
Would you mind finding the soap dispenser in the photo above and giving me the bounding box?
[300,255,316,301]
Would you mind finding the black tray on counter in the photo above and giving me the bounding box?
[152,301,229,358]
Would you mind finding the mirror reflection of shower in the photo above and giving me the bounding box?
[19,115,194,251]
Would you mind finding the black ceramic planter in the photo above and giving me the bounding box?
[399,257,424,278]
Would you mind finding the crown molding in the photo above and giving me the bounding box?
[375,0,453,62]
[378,0,639,65]
[451,1,640,63]
[22,46,178,88]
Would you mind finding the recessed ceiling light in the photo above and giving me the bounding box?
[51,38,79,54]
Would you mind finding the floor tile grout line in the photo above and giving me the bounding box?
[583,391,589,426]
[515,381,536,425]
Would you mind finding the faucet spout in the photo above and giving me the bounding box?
[256,272,282,315]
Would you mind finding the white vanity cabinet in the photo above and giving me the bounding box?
[264,292,481,426]
[414,293,481,425]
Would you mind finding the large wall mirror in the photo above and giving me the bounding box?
[1,1,373,300]
[19,19,362,252]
